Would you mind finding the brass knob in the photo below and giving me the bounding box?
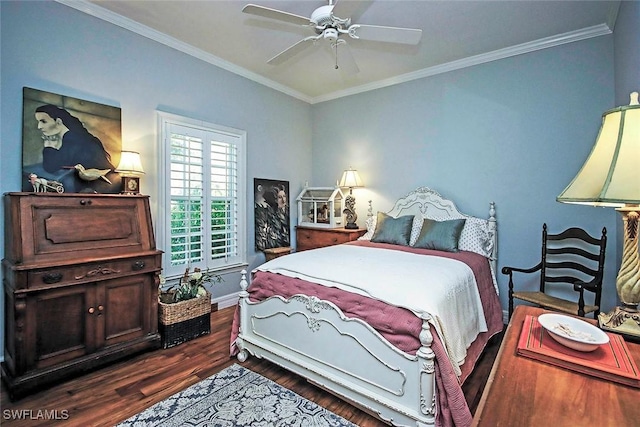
[88,307,95,314]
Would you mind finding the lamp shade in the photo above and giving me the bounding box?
[339,168,364,189]
[557,92,640,207]
[115,151,145,175]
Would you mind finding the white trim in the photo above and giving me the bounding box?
[312,23,613,104]
[58,0,615,105]
[213,292,240,310]
[157,111,247,278]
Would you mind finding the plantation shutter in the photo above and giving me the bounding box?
[163,120,244,278]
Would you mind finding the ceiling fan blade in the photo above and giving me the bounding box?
[268,36,317,65]
[349,24,422,45]
[334,41,359,75]
[242,4,310,26]
[331,0,369,19]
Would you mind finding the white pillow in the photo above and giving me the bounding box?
[358,215,377,240]
[459,217,493,258]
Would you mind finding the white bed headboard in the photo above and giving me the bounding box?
[380,187,497,275]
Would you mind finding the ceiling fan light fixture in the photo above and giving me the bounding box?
[324,28,338,41]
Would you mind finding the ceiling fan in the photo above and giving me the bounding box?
[242,0,422,74]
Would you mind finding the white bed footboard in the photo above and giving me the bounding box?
[236,271,437,427]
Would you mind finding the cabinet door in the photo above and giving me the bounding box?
[98,275,153,348]
[27,285,94,371]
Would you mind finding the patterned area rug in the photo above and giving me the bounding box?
[117,364,357,426]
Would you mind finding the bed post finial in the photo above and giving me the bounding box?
[239,270,249,298]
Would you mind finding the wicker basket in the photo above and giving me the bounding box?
[158,291,211,348]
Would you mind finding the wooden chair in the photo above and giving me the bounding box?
[502,224,607,319]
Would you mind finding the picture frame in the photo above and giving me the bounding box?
[22,87,123,194]
[254,178,290,251]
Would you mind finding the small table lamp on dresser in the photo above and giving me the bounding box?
[557,92,640,339]
[339,167,364,229]
[116,150,145,194]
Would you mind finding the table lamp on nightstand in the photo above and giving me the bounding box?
[338,167,364,229]
[115,151,145,194]
[557,92,640,339]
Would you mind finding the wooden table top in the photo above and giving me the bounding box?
[472,305,640,427]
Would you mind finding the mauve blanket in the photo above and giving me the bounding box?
[230,241,503,427]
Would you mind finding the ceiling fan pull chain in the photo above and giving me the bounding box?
[335,42,339,69]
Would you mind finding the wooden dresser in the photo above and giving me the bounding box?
[295,226,366,251]
[1,193,162,399]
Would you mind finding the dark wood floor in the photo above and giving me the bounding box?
[1,305,502,426]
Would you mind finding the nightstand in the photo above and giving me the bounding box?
[296,226,366,251]
[263,247,292,261]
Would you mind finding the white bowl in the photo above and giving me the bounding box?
[537,313,609,352]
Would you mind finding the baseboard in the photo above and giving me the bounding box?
[212,292,240,310]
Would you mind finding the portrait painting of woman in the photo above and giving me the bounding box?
[254,178,290,251]
[22,87,123,193]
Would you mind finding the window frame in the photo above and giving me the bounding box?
[157,111,247,280]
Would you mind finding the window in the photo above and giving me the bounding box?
[158,112,246,279]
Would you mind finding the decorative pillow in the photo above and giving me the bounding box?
[408,215,423,246]
[359,213,422,243]
[358,215,377,241]
[459,217,493,258]
[370,212,414,246]
[413,218,466,252]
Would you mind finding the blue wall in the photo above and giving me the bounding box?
[1,1,636,358]
[0,1,313,284]
[311,36,619,313]
[614,0,640,106]
[0,1,313,355]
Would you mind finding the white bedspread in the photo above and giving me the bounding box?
[255,244,488,376]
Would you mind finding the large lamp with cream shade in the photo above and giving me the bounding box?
[338,167,364,229]
[557,92,640,338]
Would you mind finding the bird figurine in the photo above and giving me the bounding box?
[73,164,112,184]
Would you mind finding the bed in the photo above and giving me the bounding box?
[231,187,502,427]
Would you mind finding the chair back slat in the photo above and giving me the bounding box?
[547,247,601,262]
[545,261,599,278]
[547,227,603,246]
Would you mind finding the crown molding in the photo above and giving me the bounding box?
[57,0,614,106]
[310,23,613,104]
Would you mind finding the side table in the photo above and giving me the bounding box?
[472,305,640,426]
[263,246,292,261]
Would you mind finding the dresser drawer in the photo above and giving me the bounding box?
[296,226,366,251]
[27,255,160,290]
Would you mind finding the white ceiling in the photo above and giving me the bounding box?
[67,0,619,104]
